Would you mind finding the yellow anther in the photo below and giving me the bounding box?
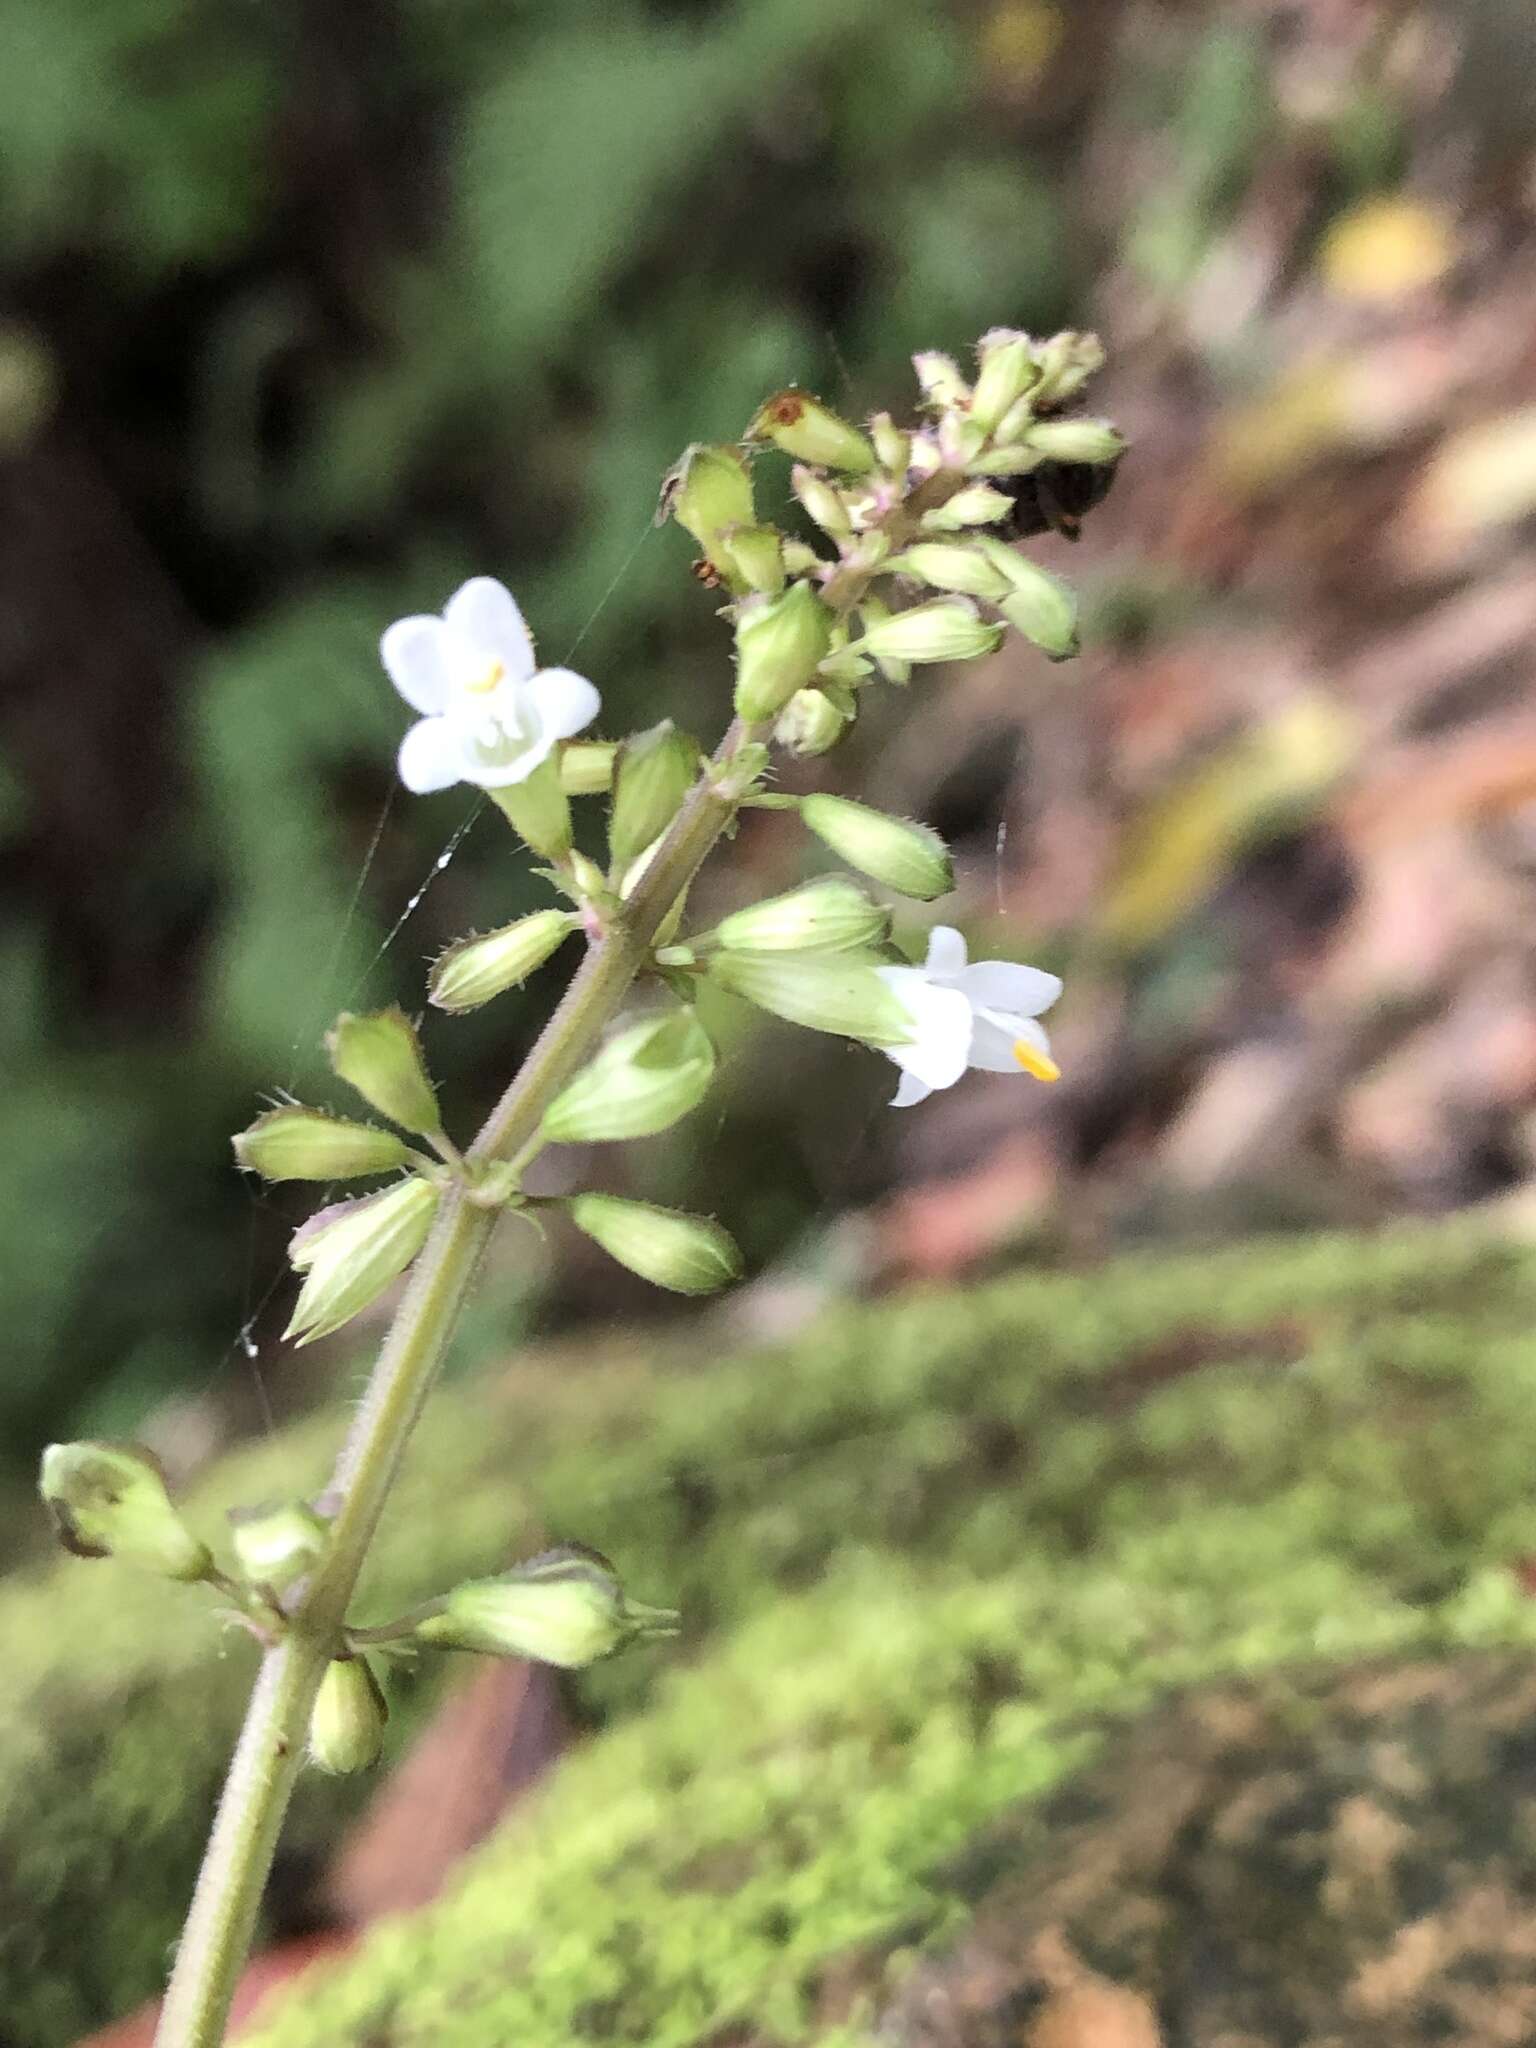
[465,657,506,696]
[1012,1038,1060,1083]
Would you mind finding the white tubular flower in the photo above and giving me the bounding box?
[381,577,600,794]
[877,925,1062,1109]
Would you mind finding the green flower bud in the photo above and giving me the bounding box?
[748,390,874,474]
[841,598,1004,667]
[309,1656,387,1775]
[913,351,970,409]
[717,524,785,596]
[542,1009,714,1144]
[488,752,573,859]
[1031,330,1104,408]
[608,721,698,876]
[970,536,1080,659]
[708,948,915,1044]
[968,443,1044,477]
[791,465,852,538]
[857,596,910,685]
[886,542,1015,602]
[774,687,850,757]
[565,1195,743,1296]
[40,1442,211,1581]
[969,328,1041,433]
[232,1107,413,1182]
[1022,418,1125,465]
[227,1500,328,1596]
[326,1008,441,1137]
[798,793,953,901]
[415,1545,679,1665]
[713,876,891,954]
[429,910,578,1013]
[661,443,756,577]
[733,581,834,723]
[780,539,823,577]
[559,739,618,795]
[920,484,1016,531]
[285,1177,440,1346]
[870,410,910,472]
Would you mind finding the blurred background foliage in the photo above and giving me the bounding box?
[3,0,1536,1517]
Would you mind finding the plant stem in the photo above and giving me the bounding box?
[153,729,749,2048]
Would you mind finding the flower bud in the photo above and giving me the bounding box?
[232,1107,413,1182]
[1031,330,1105,408]
[913,351,970,409]
[326,1008,440,1137]
[488,753,573,858]
[886,542,1015,602]
[227,1500,328,1596]
[429,910,578,1013]
[708,949,916,1044]
[857,597,909,685]
[309,1656,387,1775]
[748,390,874,474]
[661,443,756,578]
[717,524,785,596]
[40,1442,211,1581]
[791,465,851,538]
[285,1177,440,1346]
[774,687,850,757]
[920,484,1016,531]
[970,536,1079,659]
[559,739,618,795]
[415,1544,679,1665]
[870,411,910,473]
[608,721,698,875]
[969,328,1040,433]
[798,793,954,900]
[542,1009,714,1144]
[733,581,834,723]
[841,598,1004,667]
[565,1194,742,1295]
[1022,418,1125,465]
[713,876,891,954]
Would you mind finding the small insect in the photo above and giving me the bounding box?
[996,455,1122,544]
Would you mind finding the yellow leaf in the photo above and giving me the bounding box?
[1100,694,1358,950]
[1319,196,1454,301]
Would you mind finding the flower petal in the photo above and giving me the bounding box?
[924,924,968,982]
[533,666,602,743]
[444,578,536,681]
[968,1011,1052,1074]
[889,1067,933,1108]
[958,959,1063,1017]
[398,716,466,793]
[381,616,452,715]
[879,970,973,1091]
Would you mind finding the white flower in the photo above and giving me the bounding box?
[877,925,1062,1109]
[381,577,600,794]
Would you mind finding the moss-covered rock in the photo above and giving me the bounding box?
[16,1225,1536,2041]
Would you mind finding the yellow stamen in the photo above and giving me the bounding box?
[464,657,506,696]
[1012,1038,1060,1083]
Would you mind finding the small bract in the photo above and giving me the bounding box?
[382,577,600,794]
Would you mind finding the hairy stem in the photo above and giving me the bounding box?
[154,728,749,2048]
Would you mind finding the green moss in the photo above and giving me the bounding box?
[14,1224,1536,2041]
